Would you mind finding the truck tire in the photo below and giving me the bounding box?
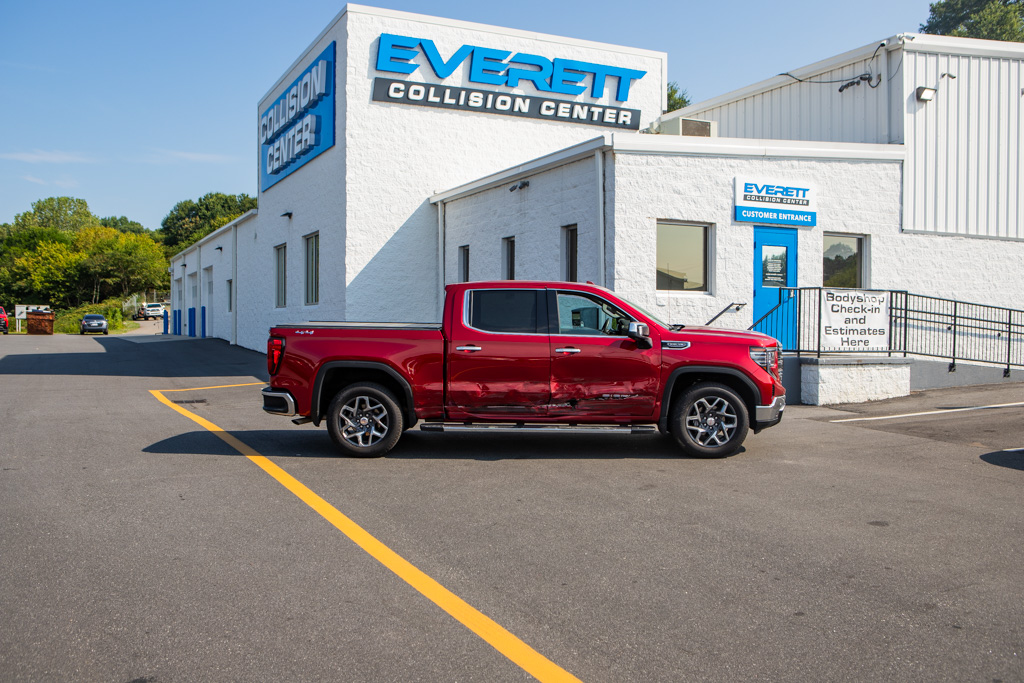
[326,382,404,457]
[669,382,749,458]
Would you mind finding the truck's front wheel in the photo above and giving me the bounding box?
[670,382,749,458]
[326,382,404,457]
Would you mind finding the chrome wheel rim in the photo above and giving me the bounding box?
[685,396,738,447]
[338,395,390,447]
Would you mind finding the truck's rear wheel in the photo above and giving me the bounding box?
[669,382,749,458]
[326,382,403,457]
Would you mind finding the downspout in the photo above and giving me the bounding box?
[437,200,446,320]
[231,222,238,345]
[595,149,606,287]
[196,245,202,337]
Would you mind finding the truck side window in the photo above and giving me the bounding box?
[556,292,630,336]
[468,290,541,334]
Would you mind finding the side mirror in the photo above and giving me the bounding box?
[627,321,653,349]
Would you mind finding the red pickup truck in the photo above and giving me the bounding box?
[263,281,784,458]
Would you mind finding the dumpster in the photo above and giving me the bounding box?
[26,309,55,335]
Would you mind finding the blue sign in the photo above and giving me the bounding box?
[734,177,817,227]
[260,42,335,191]
[376,34,646,103]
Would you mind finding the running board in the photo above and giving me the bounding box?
[419,423,656,435]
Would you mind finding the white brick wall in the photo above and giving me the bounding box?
[443,158,600,284]
[609,149,903,328]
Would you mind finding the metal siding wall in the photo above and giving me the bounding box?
[694,58,888,144]
[904,51,1023,239]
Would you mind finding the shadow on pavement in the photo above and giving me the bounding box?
[0,336,267,380]
[980,450,1024,471]
[144,429,724,461]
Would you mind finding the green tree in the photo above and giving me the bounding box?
[160,192,257,250]
[921,0,1024,41]
[13,196,98,233]
[14,241,86,308]
[100,215,149,234]
[666,82,691,113]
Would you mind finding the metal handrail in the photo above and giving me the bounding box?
[749,287,1023,376]
[705,302,746,326]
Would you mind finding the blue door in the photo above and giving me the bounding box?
[752,226,798,349]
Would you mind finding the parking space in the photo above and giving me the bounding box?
[2,334,1023,681]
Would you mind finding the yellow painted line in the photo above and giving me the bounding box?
[159,381,268,393]
[150,388,581,683]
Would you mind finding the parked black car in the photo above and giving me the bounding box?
[80,314,109,335]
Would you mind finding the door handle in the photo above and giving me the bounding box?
[456,345,482,352]
[555,347,582,354]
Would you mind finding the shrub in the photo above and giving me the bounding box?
[54,299,128,334]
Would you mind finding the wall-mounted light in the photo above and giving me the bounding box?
[181,263,187,268]
[215,246,223,251]
[915,86,936,102]
[281,211,293,219]
[509,179,531,192]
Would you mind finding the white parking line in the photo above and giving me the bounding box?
[830,401,1024,423]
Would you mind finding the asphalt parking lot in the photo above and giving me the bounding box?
[1,331,1022,682]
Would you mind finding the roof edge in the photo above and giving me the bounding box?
[171,209,258,262]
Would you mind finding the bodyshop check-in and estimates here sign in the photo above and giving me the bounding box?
[260,42,336,192]
[819,289,890,352]
[735,178,817,227]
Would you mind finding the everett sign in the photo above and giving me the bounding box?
[735,177,817,227]
[372,34,646,130]
[259,42,336,191]
[819,289,889,351]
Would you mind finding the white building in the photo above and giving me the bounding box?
[170,5,1024,375]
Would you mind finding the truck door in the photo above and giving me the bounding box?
[547,290,660,418]
[446,288,551,417]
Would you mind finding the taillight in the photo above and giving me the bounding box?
[267,336,285,375]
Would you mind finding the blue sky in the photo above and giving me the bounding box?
[0,0,932,231]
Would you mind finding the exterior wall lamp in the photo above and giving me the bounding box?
[915,86,936,102]
[281,212,293,218]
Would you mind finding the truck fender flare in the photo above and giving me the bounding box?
[312,361,417,428]
[658,366,760,433]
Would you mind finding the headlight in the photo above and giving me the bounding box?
[749,346,780,379]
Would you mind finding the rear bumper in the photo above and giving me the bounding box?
[262,387,297,416]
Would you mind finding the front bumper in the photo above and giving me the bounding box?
[754,395,786,426]
[262,387,297,416]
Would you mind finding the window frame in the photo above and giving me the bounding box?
[655,221,711,293]
[458,245,470,283]
[274,243,287,308]
[549,290,633,339]
[304,232,320,305]
[822,232,867,289]
[502,236,516,280]
[462,288,547,336]
[562,224,578,282]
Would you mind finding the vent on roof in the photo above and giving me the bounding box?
[649,117,717,137]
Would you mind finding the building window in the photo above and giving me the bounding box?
[226,280,233,312]
[823,234,864,288]
[656,222,708,291]
[305,232,319,305]
[562,225,577,282]
[502,237,516,280]
[459,245,470,283]
[275,244,287,308]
